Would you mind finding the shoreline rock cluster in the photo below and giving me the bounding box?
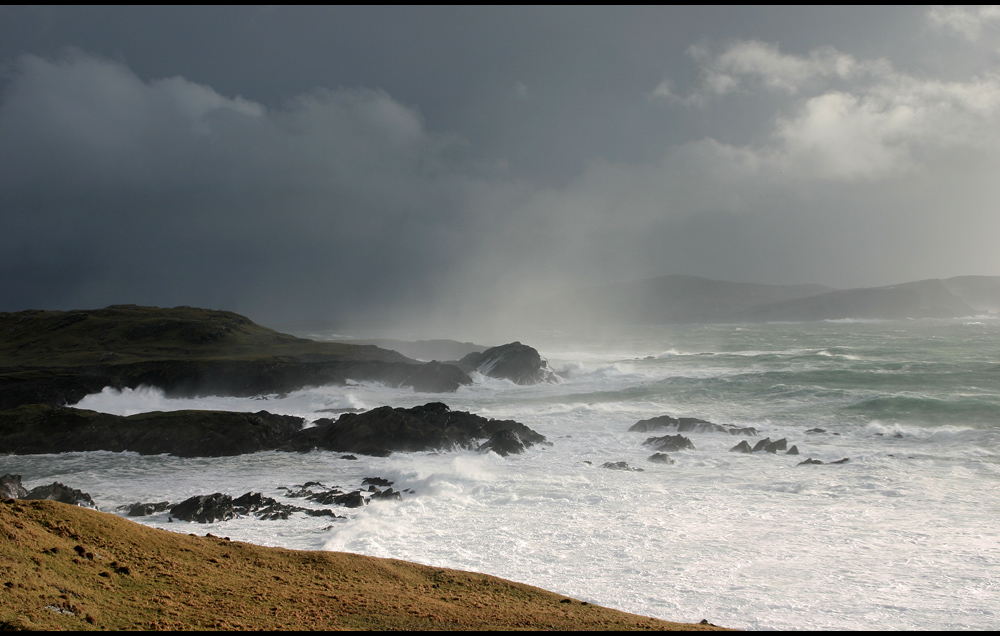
[0,402,546,458]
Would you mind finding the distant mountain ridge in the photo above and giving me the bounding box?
[531,274,1000,325]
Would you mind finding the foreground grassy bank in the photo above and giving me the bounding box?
[0,500,727,630]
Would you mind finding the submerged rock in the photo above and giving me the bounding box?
[642,434,695,452]
[647,453,675,464]
[601,461,644,472]
[786,445,799,455]
[629,415,757,436]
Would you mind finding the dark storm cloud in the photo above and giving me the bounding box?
[1,6,999,330]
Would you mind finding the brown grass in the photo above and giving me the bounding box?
[0,499,730,631]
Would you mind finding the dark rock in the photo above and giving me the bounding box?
[647,453,675,464]
[642,434,695,452]
[786,445,799,455]
[303,508,342,518]
[23,482,97,508]
[764,438,788,453]
[170,493,235,523]
[456,342,556,385]
[402,360,472,392]
[601,461,644,471]
[805,428,826,434]
[479,429,527,456]
[0,404,305,457]
[340,455,358,460]
[630,415,757,436]
[751,437,772,453]
[288,402,545,456]
[0,474,27,499]
[830,457,850,464]
[797,458,824,465]
[332,491,367,508]
[370,488,402,502]
[729,440,752,453]
[361,477,393,488]
[125,502,170,517]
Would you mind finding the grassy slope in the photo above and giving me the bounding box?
[0,305,407,368]
[0,500,727,631]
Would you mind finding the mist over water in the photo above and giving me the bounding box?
[7,318,1000,629]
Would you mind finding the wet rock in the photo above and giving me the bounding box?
[729,440,753,453]
[830,457,850,464]
[124,502,170,517]
[647,453,675,464]
[370,488,402,502]
[630,415,757,436]
[0,405,305,457]
[797,458,824,465]
[23,482,97,509]
[0,474,28,499]
[764,438,788,453]
[455,342,556,385]
[479,429,527,456]
[805,428,826,434]
[332,491,367,508]
[402,360,473,392]
[170,493,235,523]
[361,477,393,488]
[289,402,545,456]
[601,461,644,472]
[303,508,342,518]
[642,434,695,452]
[751,438,772,453]
[786,445,799,455]
[340,455,358,460]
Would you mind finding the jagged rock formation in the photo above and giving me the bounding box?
[0,402,546,458]
[287,402,546,457]
[642,434,695,452]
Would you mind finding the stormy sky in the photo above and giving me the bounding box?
[2,6,1000,329]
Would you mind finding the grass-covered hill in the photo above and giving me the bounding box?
[0,499,726,631]
[0,305,473,409]
[0,305,405,368]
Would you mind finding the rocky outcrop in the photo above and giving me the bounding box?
[124,502,170,517]
[0,474,28,499]
[286,402,546,457]
[170,493,236,523]
[629,415,757,436]
[642,434,695,452]
[22,482,97,508]
[455,342,556,385]
[0,404,306,457]
[729,440,752,453]
[0,305,473,411]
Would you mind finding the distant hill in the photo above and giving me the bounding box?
[736,279,977,322]
[531,275,835,325]
[528,274,1000,325]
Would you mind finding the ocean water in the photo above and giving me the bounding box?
[5,318,1000,630]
